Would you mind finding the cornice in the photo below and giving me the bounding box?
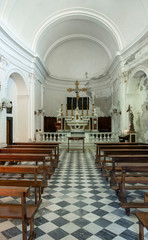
[32,7,124,52]
[44,34,112,61]
[0,23,49,79]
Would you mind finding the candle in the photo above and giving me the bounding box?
[71,104,73,116]
[66,104,68,116]
[87,104,88,116]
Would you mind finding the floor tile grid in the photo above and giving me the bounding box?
[0,149,148,240]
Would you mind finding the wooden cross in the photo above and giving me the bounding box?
[67,81,87,107]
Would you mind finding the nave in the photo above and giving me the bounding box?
[0,149,148,240]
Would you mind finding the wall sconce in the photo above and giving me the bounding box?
[111,106,121,115]
[113,108,117,114]
[34,109,45,116]
[0,98,12,111]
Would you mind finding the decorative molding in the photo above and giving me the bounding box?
[44,34,112,61]
[0,23,49,79]
[0,54,8,68]
[32,7,124,51]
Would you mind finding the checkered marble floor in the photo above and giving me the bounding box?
[1,149,148,240]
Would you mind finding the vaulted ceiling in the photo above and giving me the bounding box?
[0,0,148,80]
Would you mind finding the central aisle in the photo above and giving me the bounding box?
[2,149,147,240]
[37,150,141,240]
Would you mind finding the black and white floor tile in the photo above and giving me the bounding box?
[1,149,148,240]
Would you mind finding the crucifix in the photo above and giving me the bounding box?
[67,80,87,108]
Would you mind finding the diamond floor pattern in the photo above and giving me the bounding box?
[1,149,148,240]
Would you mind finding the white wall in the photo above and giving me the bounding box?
[46,39,109,80]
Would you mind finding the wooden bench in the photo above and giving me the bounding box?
[135,211,148,240]
[10,141,61,164]
[0,153,50,187]
[0,148,56,175]
[100,148,148,178]
[95,142,141,164]
[0,186,38,240]
[8,144,59,168]
[108,155,148,189]
[111,161,148,215]
[0,165,43,205]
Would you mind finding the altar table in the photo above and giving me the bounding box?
[68,136,85,152]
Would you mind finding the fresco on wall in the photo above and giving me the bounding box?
[127,70,148,142]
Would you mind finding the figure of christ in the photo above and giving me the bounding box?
[67,81,87,108]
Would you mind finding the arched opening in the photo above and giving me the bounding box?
[127,70,148,142]
[7,72,29,142]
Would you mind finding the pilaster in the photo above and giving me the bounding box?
[28,72,37,141]
[0,55,9,146]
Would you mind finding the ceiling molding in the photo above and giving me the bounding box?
[43,34,112,61]
[32,7,124,52]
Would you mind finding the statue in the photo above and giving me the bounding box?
[127,105,135,132]
[74,107,80,120]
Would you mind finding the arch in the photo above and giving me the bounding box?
[5,68,29,95]
[6,69,29,142]
[126,66,148,142]
[44,34,112,62]
[127,65,148,93]
[32,8,124,52]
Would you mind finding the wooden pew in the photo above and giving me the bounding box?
[96,144,148,166]
[117,162,148,215]
[136,211,148,240]
[100,148,148,178]
[0,154,50,187]
[0,148,56,174]
[0,186,38,240]
[0,165,42,205]
[106,155,148,215]
[95,142,140,164]
[108,155,148,189]
[8,144,59,168]
[11,141,61,164]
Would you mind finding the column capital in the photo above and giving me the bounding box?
[0,55,9,69]
[28,72,38,80]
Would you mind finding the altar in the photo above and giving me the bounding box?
[56,81,98,135]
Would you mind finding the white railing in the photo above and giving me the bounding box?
[36,131,118,143]
[88,132,118,142]
[36,132,68,142]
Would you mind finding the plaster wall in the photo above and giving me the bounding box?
[46,39,109,80]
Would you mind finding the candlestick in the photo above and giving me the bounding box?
[71,104,73,116]
[92,104,94,116]
[66,104,68,116]
[82,104,83,116]
[61,104,63,116]
[87,104,88,116]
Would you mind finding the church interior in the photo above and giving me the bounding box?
[0,0,148,240]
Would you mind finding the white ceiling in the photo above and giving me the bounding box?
[0,0,148,79]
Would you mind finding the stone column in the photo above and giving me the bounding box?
[28,73,37,141]
[119,71,128,131]
[0,55,9,146]
[41,83,45,132]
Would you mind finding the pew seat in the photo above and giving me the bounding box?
[0,186,38,240]
[0,165,43,205]
[136,212,148,240]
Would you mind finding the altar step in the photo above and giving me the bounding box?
[59,141,96,151]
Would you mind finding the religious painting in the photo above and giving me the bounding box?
[67,97,89,110]
[73,97,77,110]
[67,97,72,110]
[78,97,82,110]
[83,97,89,110]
